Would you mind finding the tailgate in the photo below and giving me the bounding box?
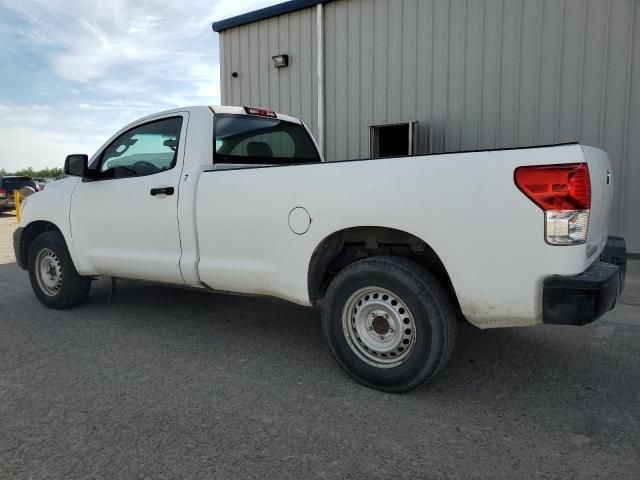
[581,146,614,261]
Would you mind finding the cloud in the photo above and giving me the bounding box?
[0,0,282,171]
[0,103,52,126]
[0,125,96,171]
[2,0,220,101]
[1,0,279,101]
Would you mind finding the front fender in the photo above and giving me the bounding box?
[18,177,87,273]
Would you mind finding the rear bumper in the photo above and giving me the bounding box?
[542,236,626,326]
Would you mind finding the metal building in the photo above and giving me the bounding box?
[213,0,640,253]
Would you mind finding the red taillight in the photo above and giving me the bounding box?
[243,106,277,118]
[514,163,591,211]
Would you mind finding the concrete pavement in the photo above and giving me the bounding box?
[0,211,639,479]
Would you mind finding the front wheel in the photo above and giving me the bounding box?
[28,231,91,309]
[322,256,457,392]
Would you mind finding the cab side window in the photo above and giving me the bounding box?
[99,117,183,177]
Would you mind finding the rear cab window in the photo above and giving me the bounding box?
[213,114,321,166]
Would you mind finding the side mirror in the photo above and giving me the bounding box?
[64,154,89,177]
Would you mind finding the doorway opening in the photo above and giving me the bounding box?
[370,121,417,158]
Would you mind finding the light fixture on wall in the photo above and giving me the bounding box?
[272,54,289,68]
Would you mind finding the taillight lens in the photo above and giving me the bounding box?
[515,163,590,210]
[0,188,5,198]
[515,163,591,245]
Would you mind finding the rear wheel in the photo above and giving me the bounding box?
[28,231,91,309]
[322,256,457,392]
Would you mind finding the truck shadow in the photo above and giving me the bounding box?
[81,278,640,397]
[2,263,637,408]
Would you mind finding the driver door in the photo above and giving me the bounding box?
[70,114,188,284]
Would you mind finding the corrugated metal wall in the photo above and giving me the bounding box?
[219,6,319,135]
[218,0,640,252]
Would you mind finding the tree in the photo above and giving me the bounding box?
[14,167,35,177]
[2,167,64,178]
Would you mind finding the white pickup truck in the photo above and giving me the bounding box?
[14,106,627,392]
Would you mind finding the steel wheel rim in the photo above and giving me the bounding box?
[35,248,62,296]
[342,286,416,368]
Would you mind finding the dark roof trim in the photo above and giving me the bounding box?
[212,0,333,32]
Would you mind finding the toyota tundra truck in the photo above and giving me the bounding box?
[13,106,627,392]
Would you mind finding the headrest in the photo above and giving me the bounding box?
[246,141,273,157]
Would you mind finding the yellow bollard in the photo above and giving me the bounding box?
[14,190,21,223]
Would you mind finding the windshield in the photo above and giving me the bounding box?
[214,114,320,165]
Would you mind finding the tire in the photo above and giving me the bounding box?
[322,256,457,392]
[28,231,91,309]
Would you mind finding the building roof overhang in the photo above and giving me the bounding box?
[212,0,333,32]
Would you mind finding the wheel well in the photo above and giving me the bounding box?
[18,221,62,270]
[308,227,459,308]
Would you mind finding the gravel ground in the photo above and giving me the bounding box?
[1,212,639,479]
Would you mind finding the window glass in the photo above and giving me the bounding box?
[214,115,320,165]
[2,177,36,191]
[100,117,183,176]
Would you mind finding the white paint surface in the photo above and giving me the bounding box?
[19,106,615,328]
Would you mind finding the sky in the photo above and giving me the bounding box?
[0,0,282,172]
